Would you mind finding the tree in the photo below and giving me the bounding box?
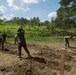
[43,20,50,31]
[56,0,76,29]
[29,17,40,26]
[50,18,56,32]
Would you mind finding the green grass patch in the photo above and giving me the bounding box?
[0,25,76,43]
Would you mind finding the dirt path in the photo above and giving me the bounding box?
[0,43,76,75]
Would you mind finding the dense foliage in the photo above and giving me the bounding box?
[0,0,76,37]
[54,0,76,29]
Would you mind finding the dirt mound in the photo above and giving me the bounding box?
[0,43,76,75]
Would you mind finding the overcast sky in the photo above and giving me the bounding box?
[0,0,60,22]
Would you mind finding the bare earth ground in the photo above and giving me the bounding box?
[0,42,76,75]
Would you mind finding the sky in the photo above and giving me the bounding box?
[0,0,60,22]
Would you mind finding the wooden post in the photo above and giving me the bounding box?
[60,48,65,75]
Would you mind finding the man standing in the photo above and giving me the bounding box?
[1,32,7,50]
[17,26,31,58]
[2,32,7,43]
[0,37,4,50]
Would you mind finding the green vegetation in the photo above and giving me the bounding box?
[0,24,76,44]
[54,0,76,29]
[0,24,63,42]
[0,0,76,43]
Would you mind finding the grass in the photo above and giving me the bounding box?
[26,36,64,43]
[6,36,64,45]
[0,24,76,44]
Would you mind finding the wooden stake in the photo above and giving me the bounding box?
[60,48,65,75]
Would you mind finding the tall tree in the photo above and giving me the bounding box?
[43,20,50,31]
[56,0,76,28]
[29,17,40,26]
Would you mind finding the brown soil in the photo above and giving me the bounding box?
[0,43,76,75]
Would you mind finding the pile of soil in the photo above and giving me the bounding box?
[0,43,76,75]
